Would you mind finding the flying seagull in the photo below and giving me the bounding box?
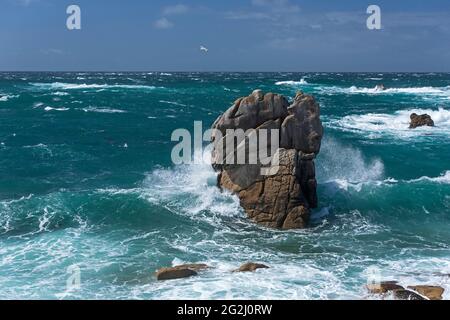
[200,45,209,53]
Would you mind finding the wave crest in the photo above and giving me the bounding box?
[31,82,160,91]
[327,107,450,139]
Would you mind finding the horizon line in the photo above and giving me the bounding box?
[1,70,449,73]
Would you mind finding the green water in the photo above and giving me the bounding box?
[0,72,449,299]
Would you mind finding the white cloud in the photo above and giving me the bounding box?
[225,0,300,22]
[251,0,300,13]
[225,11,271,20]
[154,17,174,29]
[162,4,189,16]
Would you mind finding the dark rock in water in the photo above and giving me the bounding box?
[407,285,444,300]
[409,113,435,129]
[393,289,427,300]
[233,263,269,273]
[211,90,323,229]
[156,264,209,281]
[366,281,404,294]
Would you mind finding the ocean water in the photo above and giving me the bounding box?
[0,72,450,299]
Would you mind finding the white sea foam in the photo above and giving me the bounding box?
[82,107,127,114]
[52,91,69,96]
[158,100,187,107]
[44,106,70,112]
[0,95,18,102]
[141,159,243,224]
[320,85,450,97]
[409,171,450,185]
[327,107,450,139]
[31,82,159,91]
[275,78,309,86]
[316,138,384,185]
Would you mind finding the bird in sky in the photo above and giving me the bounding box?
[200,45,209,53]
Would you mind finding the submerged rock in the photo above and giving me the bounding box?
[407,285,444,300]
[156,264,209,281]
[409,113,435,129]
[211,90,323,229]
[233,263,269,273]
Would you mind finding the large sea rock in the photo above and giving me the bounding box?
[211,90,323,229]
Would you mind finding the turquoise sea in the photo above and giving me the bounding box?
[0,72,449,299]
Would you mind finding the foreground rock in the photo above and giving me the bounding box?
[366,281,445,300]
[393,289,426,300]
[409,113,435,129]
[156,264,209,281]
[211,90,323,229]
[366,281,404,294]
[407,285,444,300]
[233,263,269,273]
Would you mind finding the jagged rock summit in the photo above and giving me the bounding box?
[211,90,323,229]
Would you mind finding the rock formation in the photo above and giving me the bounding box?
[156,264,209,281]
[366,281,404,294]
[211,90,323,229]
[407,285,444,300]
[366,280,445,300]
[409,113,435,129]
[233,263,269,273]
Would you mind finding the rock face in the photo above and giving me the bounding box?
[156,264,209,281]
[407,285,444,300]
[233,263,269,273]
[393,289,426,300]
[366,281,445,300]
[211,90,323,229]
[409,113,435,129]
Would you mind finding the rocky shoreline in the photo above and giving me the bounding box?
[155,263,445,300]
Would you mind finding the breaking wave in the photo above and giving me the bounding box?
[275,78,309,86]
[30,82,160,91]
[319,85,450,97]
[82,107,127,114]
[0,94,18,102]
[327,107,450,139]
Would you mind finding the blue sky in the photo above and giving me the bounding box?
[1,0,449,71]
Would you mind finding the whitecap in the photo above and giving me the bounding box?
[275,78,309,86]
[0,94,18,102]
[408,171,450,185]
[82,107,127,114]
[327,107,450,139]
[44,106,70,112]
[31,82,159,91]
[52,91,69,96]
[159,100,187,107]
[320,85,450,97]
